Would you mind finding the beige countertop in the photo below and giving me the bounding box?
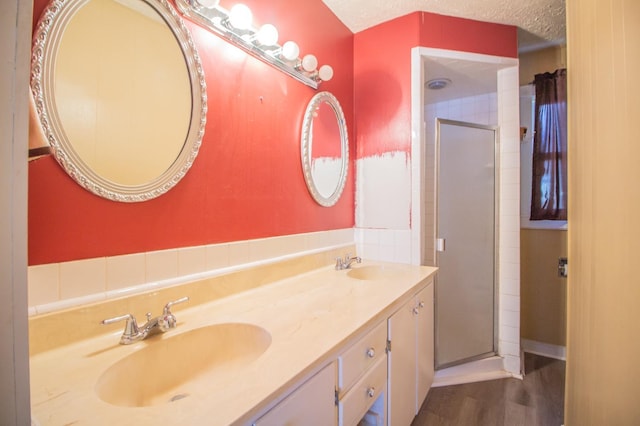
[30,261,437,425]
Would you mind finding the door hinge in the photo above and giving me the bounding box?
[386,339,392,353]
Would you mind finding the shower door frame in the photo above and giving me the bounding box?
[434,118,500,370]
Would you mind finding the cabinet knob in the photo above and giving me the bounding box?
[366,347,375,358]
[413,307,419,315]
[418,301,425,309]
[367,386,375,398]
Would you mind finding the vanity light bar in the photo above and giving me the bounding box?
[176,0,334,89]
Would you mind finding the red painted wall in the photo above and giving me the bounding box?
[354,12,517,158]
[29,0,354,265]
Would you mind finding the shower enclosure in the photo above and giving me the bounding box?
[435,119,498,369]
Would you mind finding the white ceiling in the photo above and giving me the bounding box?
[321,0,566,53]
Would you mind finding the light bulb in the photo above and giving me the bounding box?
[301,54,318,72]
[228,4,252,30]
[256,24,278,46]
[318,65,334,81]
[281,41,300,61]
[195,0,219,8]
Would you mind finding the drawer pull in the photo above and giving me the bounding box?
[367,387,376,398]
[366,347,375,358]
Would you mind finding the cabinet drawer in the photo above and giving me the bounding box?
[338,355,387,426]
[338,320,387,393]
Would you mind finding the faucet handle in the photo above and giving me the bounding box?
[101,313,139,339]
[162,296,189,315]
[159,297,189,331]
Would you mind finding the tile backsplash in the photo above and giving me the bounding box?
[28,229,354,315]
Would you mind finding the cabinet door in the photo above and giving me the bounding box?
[387,299,416,426]
[416,282,434,411]
[254,362,337,426]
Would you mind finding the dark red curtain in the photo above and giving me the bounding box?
[531,69,567,220]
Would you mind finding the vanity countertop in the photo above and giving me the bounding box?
[30,261,437,425]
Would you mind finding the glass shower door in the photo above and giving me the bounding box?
[435,119,497,369]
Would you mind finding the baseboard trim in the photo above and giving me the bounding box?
[521,339,566,361]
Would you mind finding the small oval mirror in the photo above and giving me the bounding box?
[31,0,206,202]
[301,92,349,207]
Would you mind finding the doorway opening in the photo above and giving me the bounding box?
[410,47,521,384]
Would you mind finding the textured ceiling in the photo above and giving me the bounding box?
[322,0,566,52]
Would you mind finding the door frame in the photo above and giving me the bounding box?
[409,46,523,377]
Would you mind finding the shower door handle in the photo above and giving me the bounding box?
[436,238,446,252]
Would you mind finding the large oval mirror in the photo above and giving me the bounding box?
[31,0,206,202]
[301,92,349,207]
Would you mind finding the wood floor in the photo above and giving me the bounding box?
[412,353,565,426]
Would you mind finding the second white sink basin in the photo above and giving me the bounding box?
[347,265,406,281]
[95,323,271,407]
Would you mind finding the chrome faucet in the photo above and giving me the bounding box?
[101,296,189,345]
[335,254,362,270]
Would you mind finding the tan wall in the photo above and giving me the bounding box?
[519,45,567,84]
[520,229,567,346]
[566,0,640,423]
[519,45,568,348]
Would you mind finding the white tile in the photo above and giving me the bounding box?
[394,229,412,247]
[501,151,520,169]
[500,231,520,249]
[363,228,379,245]
[178,246,207,275]
[378,244,395,262]
[500,215,520,234]
[106,253,145,291]
[501,261,520,281]
[500,341,520,357]
[362,243,380,261]
[228,241,250,266]
[500,277,520,296]
[206,243,230,269]
[394,242,412,264]
[500,308,520,327]
[146,249,178,282]
[328,228,354,247]
[499,324,520,344]
[500,182,520,201]
[305,232,323,250]
[379,229,395,246]
[59,257,106,299]
[248,238,275,262]
[503,354,521,375]
[28,263,59,307]
[500,167,520,185]
[500,294,520,312]
[499,248,520,265]
[500,201,520,218]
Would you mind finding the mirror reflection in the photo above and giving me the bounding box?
[31,0,206,201]
[301,92,349,207]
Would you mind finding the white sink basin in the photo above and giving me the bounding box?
[95,323,271,407]
[347,265,406,281]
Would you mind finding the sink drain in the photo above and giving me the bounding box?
[169,393,189,402]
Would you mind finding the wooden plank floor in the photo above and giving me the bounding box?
[412,353,565,426]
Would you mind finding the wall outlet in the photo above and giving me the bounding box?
[558,257,568,278]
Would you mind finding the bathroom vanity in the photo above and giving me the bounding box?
[29,258,436,425]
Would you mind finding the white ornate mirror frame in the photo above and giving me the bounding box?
[31,0,207,202]
[301,91,349,207]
